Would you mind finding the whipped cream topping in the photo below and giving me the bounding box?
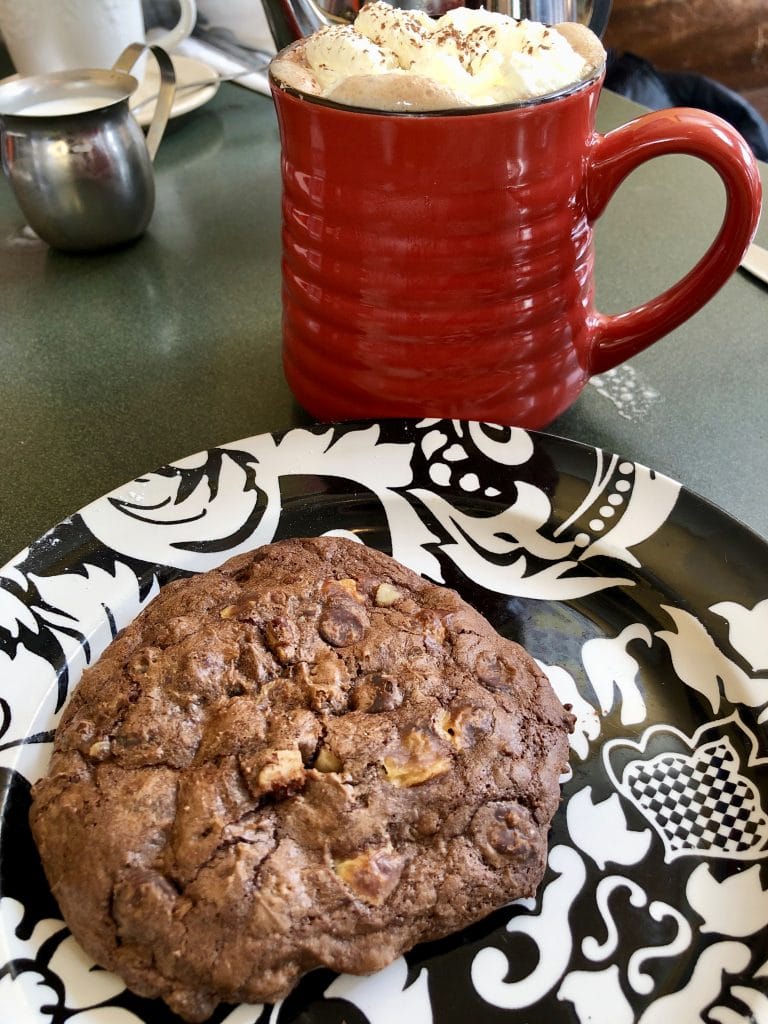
[271,1,605,111]
[304,22,399,90]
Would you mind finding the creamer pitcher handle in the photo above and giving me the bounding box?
[583,107,762,376]
[113,43,176,161]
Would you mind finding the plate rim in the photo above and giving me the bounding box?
[4,419,768,578]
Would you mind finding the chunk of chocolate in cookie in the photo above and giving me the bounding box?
[30,536,573,1022]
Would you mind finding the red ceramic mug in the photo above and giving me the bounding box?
[271,71,762,429]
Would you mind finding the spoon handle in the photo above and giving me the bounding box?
[131,65,269,115]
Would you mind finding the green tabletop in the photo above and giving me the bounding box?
[0,83,766,567]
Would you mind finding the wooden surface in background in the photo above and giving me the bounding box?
[604,0,768,120]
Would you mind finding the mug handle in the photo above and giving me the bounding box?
[113,43,176,161]
[149,0,197,53]
[583,107,762,376]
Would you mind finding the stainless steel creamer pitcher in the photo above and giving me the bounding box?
[0,43,175,251]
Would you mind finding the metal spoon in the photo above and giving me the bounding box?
[131,65,269,115]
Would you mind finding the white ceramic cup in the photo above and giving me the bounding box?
[0,0,197,76]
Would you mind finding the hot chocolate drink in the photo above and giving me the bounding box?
[270,0,606,111]
[268,0,759,431]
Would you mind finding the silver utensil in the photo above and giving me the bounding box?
[740,242,768,287]
[192,25,274,67]
[131,65,268,115]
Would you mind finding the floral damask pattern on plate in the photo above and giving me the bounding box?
[1,419,766,1024]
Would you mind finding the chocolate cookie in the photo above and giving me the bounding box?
[30,536,574,1022]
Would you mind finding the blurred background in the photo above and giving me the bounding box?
[605,0,767,122]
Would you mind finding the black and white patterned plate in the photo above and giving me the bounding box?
[1,419,767,1024]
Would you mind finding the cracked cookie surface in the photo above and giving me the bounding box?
[30,536,574,1022]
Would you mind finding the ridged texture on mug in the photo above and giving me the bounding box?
[275,82,601,428]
